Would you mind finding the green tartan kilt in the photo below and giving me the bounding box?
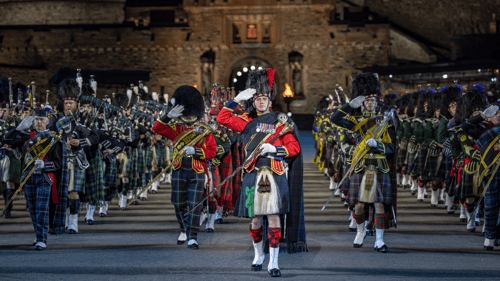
[81,150,105,205]
[6,152,22,184]
[348,171,392,205]
[410,147,427,176]
[457,170,476,199]
[125,149,138,192]
[422,154,439,181]
[144,147,153,170]
[396,148,407,172]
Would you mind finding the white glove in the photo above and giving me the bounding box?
[183,146,195,155]
[366,138,378,148]
[481,105,499,119]
[259,143,277,156]
[16,116,35,131]
[167,105,185,118]
[234,88,256,103]
[349,95,365,109]
[35,160,44,169]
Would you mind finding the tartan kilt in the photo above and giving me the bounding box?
[218,149,234,211]
[125,149,138,192]
[457,170,477,199]
[144,147,153,170]
[410,147,427,176]
[6,151,22,184]
[81,148,104,205]
[155,145,166,167]
[233,160,290,218]
[396,148,407,172]
[406,150,417,173]
[103,160,118,189]
[137,147,145,174]
[348,171,392,205]
[438,155,453,183]
[71,157,86,193]
[422,154,439,182]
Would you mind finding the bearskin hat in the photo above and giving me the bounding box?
[394,94,410,116]
[407,92,421,118]
[56,78,80,112]
[439,86,461,119]
[455,86,487,125]
[415,90,432,118]
[112,91,131,109]
[315,96,330,115]
[243,68,277,117]
[171,85,205,123]
[350,72,380,100]
[425,92,441,118]
[382,93,397,108]
[79,82,94,105]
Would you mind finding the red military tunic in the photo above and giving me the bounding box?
[216,100,300,174]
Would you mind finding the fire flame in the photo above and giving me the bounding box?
[283,83,294,98]
[191,84,198,89]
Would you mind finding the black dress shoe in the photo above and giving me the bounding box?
[133,201,139,205]
[251,264,262,271]
[206,228,214,233]
[141,198,147,201]
[4,211,11,218]
[468,228,476,233]
[151,190,157,194]
[460,218,466,222]
[187,243,199,250]
[353,243,363,248]
[67,229,76,234]
[411,190,417,196]
[86,219,94,225]
[35,245,46,251]
[99,213,106,217]
[215,219,223,224]
[348,227,356,232]
[417,199,424,202]
[177,240,187,245]
[366,229,375,236]
[438,200,445,204]
[375,245,389,253]
[484,246,494,251]
[269,269,281,277]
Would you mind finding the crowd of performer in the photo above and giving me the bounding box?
[2,67,499,277]
[313,74,500,251]
[0,68,306,278]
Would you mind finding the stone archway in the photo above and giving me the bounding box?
[226,57,284,111]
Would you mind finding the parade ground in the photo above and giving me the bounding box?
[0,131,498,280]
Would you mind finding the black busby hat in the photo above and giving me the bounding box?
[56,78,80,112]
[243,68,277,118]
[79,83,94,105]
[439,86,461,119]
[245,68,277,102]
[112,91,132,109]
[171,85,205,123]
[456,85,487,124]
[350,72,380,100]
[316,96,330,115]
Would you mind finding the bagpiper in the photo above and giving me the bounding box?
[330,73,396,253]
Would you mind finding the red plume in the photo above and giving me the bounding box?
[266,68,276,90]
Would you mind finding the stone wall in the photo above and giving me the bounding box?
[0,0,126,26]
[0,0,438,113]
